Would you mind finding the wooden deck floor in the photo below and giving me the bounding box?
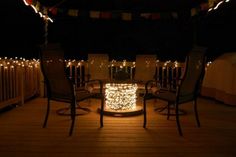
[0,97,236,157]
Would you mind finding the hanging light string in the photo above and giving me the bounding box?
[208,0,231,12]
[22,0,53,23]
[0,57,40,69]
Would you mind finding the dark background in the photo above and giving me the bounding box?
[1,0,236,61]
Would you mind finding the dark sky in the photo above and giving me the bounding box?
[1,0,45,58]
[1,0,236,61]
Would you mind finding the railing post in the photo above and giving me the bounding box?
[19,66,25,105]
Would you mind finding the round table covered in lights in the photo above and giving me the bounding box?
[100,82,143,116]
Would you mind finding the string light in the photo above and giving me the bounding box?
[105,83,138,111]
[208,0,231,12]
[22,0,53,23]
[0,57,40,69]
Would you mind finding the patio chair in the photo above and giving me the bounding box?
[85,54,110,93]
[40,47,104,136]
[143,46,207,136]
[133,54,157,95]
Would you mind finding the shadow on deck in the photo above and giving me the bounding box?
[0,97,236,157]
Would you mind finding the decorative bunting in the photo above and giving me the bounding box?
[121,13,132,21]
[26,0,33,5]
[100,11,112,19]
[41,4,212,21]
[90,11,100,19]
[49,8,182,21]
[68,9,79,17]
[191,8,198,17]
[140,13,152,19]
[23,0,232,23]
[151,13,160,20]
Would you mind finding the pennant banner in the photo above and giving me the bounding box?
[121,13,132,21]
[47,3,212,20]
[100,11,112,19]
[90,11,100,19]
[68,9,79,17]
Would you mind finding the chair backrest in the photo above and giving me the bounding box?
[40,45,74,102]
[134,54,157,82]
[87,54,110,81]
[178,46,207,102]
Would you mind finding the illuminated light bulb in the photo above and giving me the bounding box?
[123,60,126,66]
[38,12,43,18]
[214,1,224,10]
[23,0,30,6]
[30,5,38,13]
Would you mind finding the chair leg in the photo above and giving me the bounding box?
[143,98,147,128]
[175,103,183,136]
[100,97,104,128]
[43,98,50,128]
[193,99,200,127]
[69,102,76,136]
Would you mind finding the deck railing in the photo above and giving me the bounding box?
[0,57,40,109]
[0,58,185,109]
[65,60,185,89]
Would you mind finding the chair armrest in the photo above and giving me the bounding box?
[84,79,104,94]
[131,79,145,84]
[144,80,161,95]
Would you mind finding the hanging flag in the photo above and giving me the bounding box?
[100,11,112,19]
[208,0,216,8]
[49,7,58,16]
[151,13,161,20]
[191,8,198,16]
[68,9,79,17]
[200,2,209,11]
[35,1,41,11]
[140,13,152,19]
[26,0,33,5]
[90,11,100,19]
[121,12,132,21]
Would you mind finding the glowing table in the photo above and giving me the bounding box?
[102,83,143,116]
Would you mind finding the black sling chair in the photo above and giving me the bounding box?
[143,46,207,136]
[40,48,104,136]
